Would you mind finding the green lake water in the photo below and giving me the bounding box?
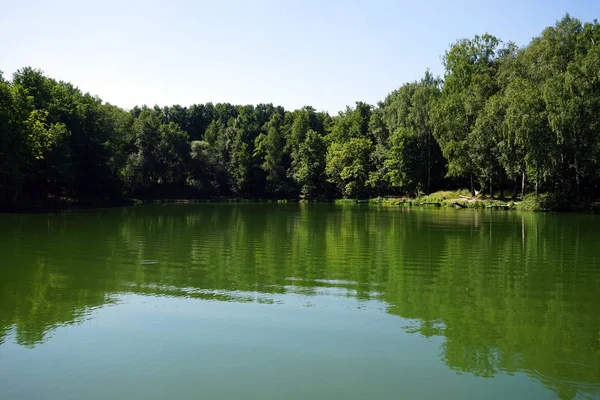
[0,203,599,399]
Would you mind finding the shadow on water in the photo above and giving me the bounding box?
[0,203,599,399]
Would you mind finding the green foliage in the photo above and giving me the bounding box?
[326,137,374,198]
[1,15,600,209]
[293,130,327,196]
[434,34,510,188]
[382,72,444,196]
[188,140,214,193]
[254,112,288,195]
[516,193,568,212]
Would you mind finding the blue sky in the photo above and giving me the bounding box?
[1,0,598,113]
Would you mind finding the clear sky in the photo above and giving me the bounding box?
[1,0,599,113]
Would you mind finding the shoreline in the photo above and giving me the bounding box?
[3,191,600,214]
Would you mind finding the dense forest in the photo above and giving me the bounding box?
[1,15,599,209]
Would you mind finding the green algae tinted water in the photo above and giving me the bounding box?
[0,203,599,400]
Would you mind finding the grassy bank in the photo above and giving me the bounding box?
[361,190,514,210]
[332,190,599,212]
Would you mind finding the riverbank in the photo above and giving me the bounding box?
[365,191,600,213]
[356,191,600,213]
[363,191,517,209]
[3,190,600,213]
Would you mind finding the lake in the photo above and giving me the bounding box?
[0,203,599,400]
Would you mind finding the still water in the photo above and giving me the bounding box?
[0,203,599,399]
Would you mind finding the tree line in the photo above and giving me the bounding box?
[1,15,599,208]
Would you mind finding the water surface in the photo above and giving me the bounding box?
[1,204,599,399]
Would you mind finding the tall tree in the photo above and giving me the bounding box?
[326,137,374,198]
[433,34,512,195]
[254,112,288,195]
[293,129,327,196]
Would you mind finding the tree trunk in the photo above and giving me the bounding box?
[536,164,539,196]
[470,174,475,197]
[560,152,565,195]
[427,140,431,195]
[521,169,526,197]
[574,155,580,199]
